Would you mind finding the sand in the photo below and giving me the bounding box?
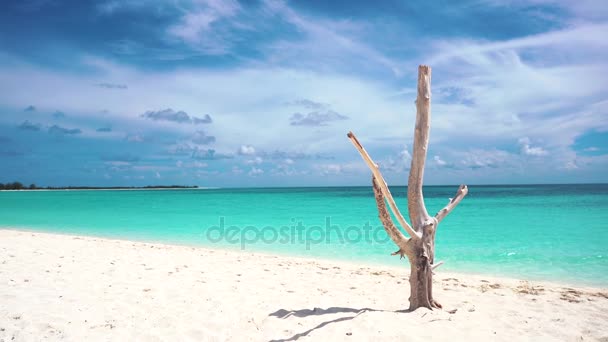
[1,229,607,341]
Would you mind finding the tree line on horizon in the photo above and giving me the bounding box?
[0,182,198,190]
[0,182,35,190]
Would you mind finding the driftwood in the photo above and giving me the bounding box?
[347,65,468,310]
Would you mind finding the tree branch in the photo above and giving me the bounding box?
[371,176,411,253]
[408,65,432,228]
[434,185,468,223]
[347,132,421,240]
[431,261,444,270]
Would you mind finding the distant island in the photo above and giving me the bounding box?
[0,182,198,190]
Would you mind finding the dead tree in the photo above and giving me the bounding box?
[347,65,468,310]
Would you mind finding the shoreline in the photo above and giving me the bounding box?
[1,226,604,289]
[1,229,607,340]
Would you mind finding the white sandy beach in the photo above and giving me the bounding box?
[1,229,607,341]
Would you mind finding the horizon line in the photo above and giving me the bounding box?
[2,182,607,191]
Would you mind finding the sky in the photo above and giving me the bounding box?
[0,0,607,187]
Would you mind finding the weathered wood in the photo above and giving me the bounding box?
[371,176,410,254]
[347,65,468,311]
[435,184,468,223]
[347,132,420,240]
[431,261,444,270]
[408,65,432,230]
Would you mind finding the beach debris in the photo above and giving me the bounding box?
[515,282,545,295]
[560,289,583,303]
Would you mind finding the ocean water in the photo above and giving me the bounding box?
[1,184,607,286]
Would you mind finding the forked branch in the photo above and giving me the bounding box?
[434,184,468,223]
[347,132,421,240]
[345,65,468,311]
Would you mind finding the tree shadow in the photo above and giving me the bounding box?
[267,307,412,342]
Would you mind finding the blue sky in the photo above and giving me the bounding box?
[1,0,607,187]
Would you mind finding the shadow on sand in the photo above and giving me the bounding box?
[267,307,411,342]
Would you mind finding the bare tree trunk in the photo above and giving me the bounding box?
[347,65,468,311]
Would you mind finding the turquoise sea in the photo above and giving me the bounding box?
[1,184,607,286]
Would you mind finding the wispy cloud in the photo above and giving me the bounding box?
[101,154,140,162]
[141,109,212,125]
[96,126,112,132]
[459,149,513,170]
[428,23,608,67]
[248,166,263,176]
[286,98,348,126]
[48,125,82,136]
[285,99,328,110]
[423,21,608,159]
[434,155,447,167]
[191,148,233,160]
[17,120,41,131]
[289,110,348,126]
[95,82,128,89]
[52,111,66,119]
[191,130,216,145]
[262,0,403,76]
[168,0,242,54]
[259,149,334,160]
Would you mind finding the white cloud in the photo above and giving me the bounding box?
[314,162,367,176]
[0,59,412,161]
[459,148,514,170]
[248,167,263,176]
[238,145,256,156]
[434,155,447,166]
[316,163,342,175]
[563,160,579,170]
[381,147,412,173]
[518,137,548,156]
[428,23,608,66]
[245,156,263,165]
